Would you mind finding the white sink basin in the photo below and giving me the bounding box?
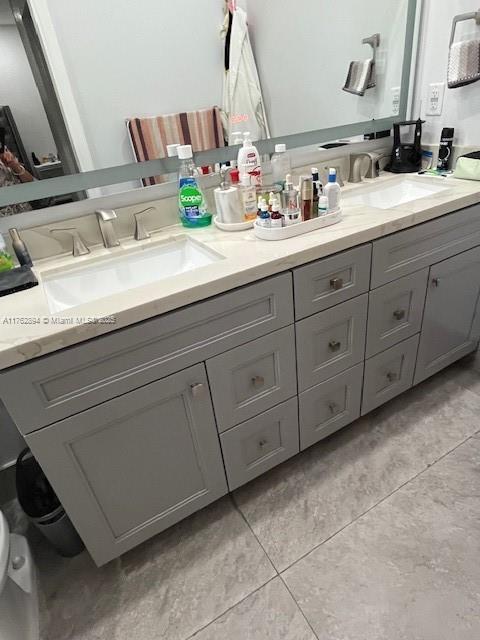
[345,178,449,210]
[42,236,223,313]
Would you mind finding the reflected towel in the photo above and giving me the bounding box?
[127,106,225,186]
[448,39,480,88]
[343,58,375,96]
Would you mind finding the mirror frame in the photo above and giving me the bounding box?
[0,0,420,214]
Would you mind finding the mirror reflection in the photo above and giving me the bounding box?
[0,0,412,215]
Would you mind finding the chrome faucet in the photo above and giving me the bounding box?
[95,209,120,248]
[50,228,90,257]
[349,153,373,183]
[364,152,391,178]
[134,207,156,241]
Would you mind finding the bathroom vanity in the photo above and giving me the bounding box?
[1,177,480,566]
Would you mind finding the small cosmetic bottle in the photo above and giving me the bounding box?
[270,199,284,228]
[299,176,314,221]
[258,201,271,228]
[318,195,328,217]
[311,168,320,218]
[282,174,299,212]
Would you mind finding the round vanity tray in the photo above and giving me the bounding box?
[214,216,254,232]
[254,209,342,241]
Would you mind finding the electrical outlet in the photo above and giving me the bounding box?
[426,82,445,116]
[391,87,401,116]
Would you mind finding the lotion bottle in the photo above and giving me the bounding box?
[238,132,263,187]
[323,168,341,213]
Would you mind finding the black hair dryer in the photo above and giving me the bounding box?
[386,119,425,174]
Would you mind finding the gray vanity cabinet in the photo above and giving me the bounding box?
[25,364,228,566]
[414,247,480,385]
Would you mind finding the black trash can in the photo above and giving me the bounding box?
[16,449,84,557]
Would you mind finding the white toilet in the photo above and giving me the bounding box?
[0,510,39,640]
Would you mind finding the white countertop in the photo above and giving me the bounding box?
[1,173,480,372]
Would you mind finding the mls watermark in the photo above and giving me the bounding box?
[2,315,117,326]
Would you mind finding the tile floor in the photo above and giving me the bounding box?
[5,356,480,640]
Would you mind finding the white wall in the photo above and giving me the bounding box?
[414,0,480,145]
[0,24,57,158]
[246,0,408,137]
[38,0,226,172]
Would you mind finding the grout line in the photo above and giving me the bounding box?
[230,494,280,576]
[185,575,278,640]
[279,431,477,576]
[279,575,321,640]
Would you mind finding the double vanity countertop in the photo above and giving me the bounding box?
[2,173,480,372]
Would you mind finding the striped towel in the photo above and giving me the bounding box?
[127,106,226,186]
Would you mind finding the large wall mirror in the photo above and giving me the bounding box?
[0,0,418,219]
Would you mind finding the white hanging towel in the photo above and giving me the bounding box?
[221,7,270,144]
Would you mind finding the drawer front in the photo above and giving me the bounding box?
[294,244,372,320]
[366,269,428,358]
[296,294,368,392]
[220,398,299,491]
[371,204,480,288]
[362,335,419,415]
[207,326,297,432]
[1,273,293,434]
[299,363,363,450]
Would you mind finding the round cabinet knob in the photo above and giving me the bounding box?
[330,277,344,291]
[393,309,406,321]
[11,556,25,571]
[386,371,398,383]
[329,340,342,352]
[258,438,268,448]
[251,375,265,389]
[190,383,206,398]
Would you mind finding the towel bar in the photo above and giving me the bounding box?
[450,10,480,47]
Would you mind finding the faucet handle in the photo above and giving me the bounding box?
[134,207,156,241]
[50,228,90,257]
[95,209,117,221]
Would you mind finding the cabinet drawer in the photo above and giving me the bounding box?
[362,335,419,415]
[366,269,428,357]
[220,398,299,491]
[296,294,368,392]
[1,273,293,434]
[299,363,363,450]
[294,244,371,320]
[371,204,480,287]
[207,326,297,431]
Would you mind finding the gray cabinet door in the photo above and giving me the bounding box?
[1,273,293,434]
[362,335,419,415]
[414,247,480,384]
[206,326,297,432]
[26,364,227,566]
[299,363,363,450]
[366,269,429,358]
[296,294,368,391]
[371,204,480,287]
[294,244,372,320]
[220,398,299,491]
